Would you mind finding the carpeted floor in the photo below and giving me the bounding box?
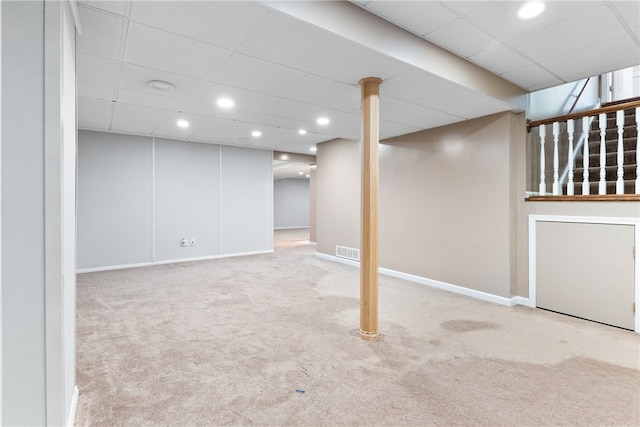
[75,230,640,426]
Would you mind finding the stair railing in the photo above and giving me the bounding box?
[527,99,640,197]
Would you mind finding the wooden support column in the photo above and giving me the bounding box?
[359,77,382,341]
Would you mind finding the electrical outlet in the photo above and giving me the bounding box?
[190,239,196,246]
[180,238,188,247]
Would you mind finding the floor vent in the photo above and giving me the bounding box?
[336,245,360,261]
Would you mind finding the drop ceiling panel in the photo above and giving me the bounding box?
[111,119,159,135]
[382,102,459,127]
[509,5,627,63]
[78,81,113,101]
[116,89,189,112]
[153,115,210,140]
[118,63,206,100]
[501,65,562,92]
[77,53,118,86]
[363,1,457,35]
[79,1,127,16]
[77,6,123,59]
[314,46,412,85]
[129,1,268,49]
[416,86,500,112]
[112,104,167,125]
[542,36,640,83]
[212,53,307,97]
[611,1,640,34]
[235,111,293,129]
[463,1,600,42]
[284,74,357,106]
[124,23,232,80]
[381,70,456,102]
[426,18,500,58]
[438,1,487,15]
[467,45,533,77]
[237,11,352,72]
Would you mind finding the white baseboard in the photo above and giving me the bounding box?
[274,226,310,230]
[77,250,274,274]
[309,241,317,246]
[316,253,529,307]
[67,386,79,427]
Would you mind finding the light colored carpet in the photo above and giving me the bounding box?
[75,235,640,426]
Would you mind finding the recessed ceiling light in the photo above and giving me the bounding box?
[298,171,304,175]
[310,147,317,152]
[298,129,307,135]
[177,119,189,128]
[147,80,175,91]
[305,174,310,178]
[518,1,545,20]
[316,117,330,125]
[251,130,262,137]
[217,97,234,109]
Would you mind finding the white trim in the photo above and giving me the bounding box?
[76,249,274,274]
[151,137,155,262]
[66,386,79,427]
[316,253,528,307]
[274,226,310,230]
[309,241,317,247]
[529,214,640,333]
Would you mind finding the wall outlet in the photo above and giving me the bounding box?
[190,239,196,246]
[180,238,188,247]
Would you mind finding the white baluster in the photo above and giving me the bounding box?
[582,116,590,195]
[539,125,546,195]
[616,110,624,194]
[598,113,607,195]
[552,121,560,195]
[636,107,639,194]
[567,119,575,195]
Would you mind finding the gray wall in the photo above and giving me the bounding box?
[2,1,77,425]
[77,131,273,271]
[274,178,310,229]
[316,112,524,298]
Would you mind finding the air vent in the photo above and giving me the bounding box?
[336,245,360,261]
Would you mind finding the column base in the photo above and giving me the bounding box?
[359,329,379,341]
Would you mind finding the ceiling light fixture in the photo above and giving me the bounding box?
[298,129,307,135]
[518,1,545,20]
[177,119,189,128]
[147,80,175,91]
[217,97,234,109]
[251,130,262,137]
[316,117,330,125]
[310,147,317,152]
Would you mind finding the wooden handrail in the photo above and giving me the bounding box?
[527,99,640,131]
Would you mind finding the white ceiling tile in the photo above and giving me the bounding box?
[510,5,627,63]
[79,1,127,16]
[118,63,206,100]
[542,36,640,82]
[314,46,412,85]
[78,97,112,130]
[77,53,118,86]
[448,99,509,120]
[284,75,358,106]
[111,119,159,135]
[129,1,268,49]
[112,104,167,125]
[382,102,460,127]
[78,81,114,101]
[501,64,561,91]
[364,1,457,35]
[610,1,640,34]
[124,23,232,80]
[467,45,531,77]
[211,54,307,97]
[437,1,488,16]
[381,70,456,102]
[415,87,487,111]
[116,89,189,112]
[236,111,292,129]
[77,7,123,59]
[464,1,601,42]
[152,115,210,140]
[425,18,500,57]
[238,12,351,72]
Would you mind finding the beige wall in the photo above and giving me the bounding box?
[317,112,526,298]
[309,166,317,243]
